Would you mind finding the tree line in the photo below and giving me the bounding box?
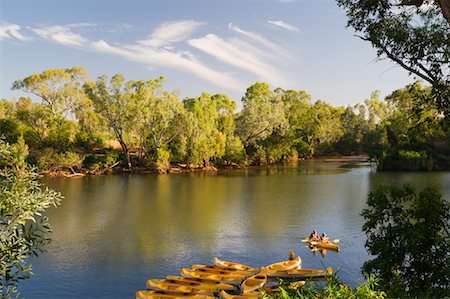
[1,67,449,174]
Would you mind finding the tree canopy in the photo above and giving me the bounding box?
[336,0,450,117]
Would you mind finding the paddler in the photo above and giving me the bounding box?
[309,230,319,242]
[320,233,330,243]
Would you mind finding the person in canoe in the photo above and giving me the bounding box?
[309,230,319,242]
[320,233,330,243]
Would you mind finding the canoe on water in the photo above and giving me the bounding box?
[213,258,259,273]
[263,256,301,271]
[146,279,235,294]
[191,264,257,275]
[262,267,333,279]
[241,273,267,294]
[302,238,340,251]
[219,290,260,299]
[136,290,215,299]
[309,241,340,251]
[180,268,246,285]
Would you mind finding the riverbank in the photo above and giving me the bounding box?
[38,155,370,177]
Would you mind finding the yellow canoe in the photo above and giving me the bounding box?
[241,273,267,294]
[165,276,236,288]
[309,241,340,251]
[213,258,259,273]
[146,279,235,294]
[180,268,245,285]
[218,290,260,299]
[262,267,333,279]
[136,290,215,299]
[191,264,257,275]
[264,256,301,271]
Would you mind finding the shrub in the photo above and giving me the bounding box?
[362,184,450,298]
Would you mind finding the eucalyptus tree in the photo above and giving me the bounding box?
[210,94,245,164]
[336,0,450,117]
[84,75,135,168]
[183,93,226,167]
[277,88,316,157]
[12,67,88,119]
[127,77,185,167]
[236,82,288,147]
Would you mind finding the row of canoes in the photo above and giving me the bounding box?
[136,257,332,299]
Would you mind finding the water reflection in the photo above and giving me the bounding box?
[20,163,450,299]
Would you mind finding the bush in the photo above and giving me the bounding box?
[0,138,63,298]
[362,184,450,298]
[82,151,120,172]
[262,272,386,299]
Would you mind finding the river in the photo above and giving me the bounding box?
[19,161,450,298]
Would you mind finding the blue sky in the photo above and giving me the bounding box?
[1,0,414,107]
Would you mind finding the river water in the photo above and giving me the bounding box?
[19,161,450,298]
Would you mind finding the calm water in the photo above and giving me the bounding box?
[20,161,450,299]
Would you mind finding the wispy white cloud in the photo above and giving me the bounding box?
[188,34,289,87]
[92,39,245,92]
[268,20,300,33]
[0,23,29,41]
[29,25,87,46]
[138,20,204,47]
[228,23,289,58]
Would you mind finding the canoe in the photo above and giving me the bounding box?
[218,290,260,299]
[165,276,236,289]
[136,290,215,299]
[309,241,340,251]
[263,256,301,271]
[262,267,333,279]
[146,279,235,294]
[180,268,245,285]
[191,264,257,275]
[160,277,236,290]
[213,258,259,273]
[241,273,267,293]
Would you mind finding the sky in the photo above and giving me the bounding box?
[1,0,415,108]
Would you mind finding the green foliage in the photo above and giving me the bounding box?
[362,184,450,298]
[82,151,120,172]
[0,138,63,298]
[12,67,88,118]
[262,272,386,299]
[336,0,450,117]
[84,74,134,168]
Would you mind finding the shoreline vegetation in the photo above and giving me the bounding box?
[2,68,449,177]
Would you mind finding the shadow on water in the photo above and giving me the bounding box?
[20,162,450,299]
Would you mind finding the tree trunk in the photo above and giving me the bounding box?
[437,0,450,24]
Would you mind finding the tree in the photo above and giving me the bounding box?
[236,83,288,147]
[127,77,185,166]
[362,184,450,298]
[183,93,226,167]
[336,0,450,117]
[12,67,88,118]
[0,137,63,298]
[84,75,135,168]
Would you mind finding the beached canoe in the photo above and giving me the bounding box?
[262,267,333,279]
[191,264,257,275]
[218,290,260,299]
[136,290,215,299]
[213,258,259,273]
[180,268,245,285]
[264,256,301,271]
[241,273,267,294]
[165,276,237,289]
[146,279,235,293]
